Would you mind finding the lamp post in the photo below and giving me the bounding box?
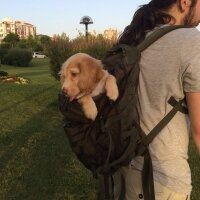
[80,16,93,41]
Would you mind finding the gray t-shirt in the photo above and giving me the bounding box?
[132,27,200,194]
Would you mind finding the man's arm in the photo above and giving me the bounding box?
[186,92,200,154]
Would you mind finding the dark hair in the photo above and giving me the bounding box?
[118,0,197,45]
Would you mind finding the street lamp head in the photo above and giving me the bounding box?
[80,16,93,25]
[80,16,93,41]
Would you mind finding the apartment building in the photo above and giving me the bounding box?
[0,18,36,42]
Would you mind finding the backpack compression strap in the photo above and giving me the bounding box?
[137,97,188,155]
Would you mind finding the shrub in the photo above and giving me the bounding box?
[47,34,115,80]
[47,37,75,80]
[3,48,32,67]
[0,48,9,63]
[17,39,28,49]
[0,71,8,76]
[0,43,11,49]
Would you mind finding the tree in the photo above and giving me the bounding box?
[17,39,28,48]
[3,33,20,47]
[60,33,70,41]
[40,35,51,53]
[40,35,51,46]
[26,35,37,48]
[33,44,43,52]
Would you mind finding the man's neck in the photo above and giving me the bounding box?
[164,3,189,25]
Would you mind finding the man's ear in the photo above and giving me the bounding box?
[179,0,192,12]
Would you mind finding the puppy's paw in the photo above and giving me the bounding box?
[107,86,119,101]
[83,104,98,120]
[105,75,119,101]
[78,96,98,120]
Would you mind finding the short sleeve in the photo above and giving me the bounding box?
[181,28,200,92]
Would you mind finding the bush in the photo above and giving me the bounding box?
[47,34,115,80]
[47,37,74,80]
[0,71,8,76]
[3,48,32,67]
[0,48,9,63]
[0,43,11,49]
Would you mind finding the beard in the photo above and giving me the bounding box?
[183,7,199,27]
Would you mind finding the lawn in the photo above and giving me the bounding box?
[0,58,199,200]
[0,58,98,200]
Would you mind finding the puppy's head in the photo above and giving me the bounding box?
[59,53,104,101]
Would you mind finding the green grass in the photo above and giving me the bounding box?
[189,140,200,200]
[0,58,199,200]
[0,58,98,200]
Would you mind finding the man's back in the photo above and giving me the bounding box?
[133,27,200,195]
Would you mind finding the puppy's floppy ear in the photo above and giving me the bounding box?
[96,61,105,82]
[78,57,104,92]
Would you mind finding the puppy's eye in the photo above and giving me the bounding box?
[71,72,77,77]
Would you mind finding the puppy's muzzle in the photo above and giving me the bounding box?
[62,88,69,96]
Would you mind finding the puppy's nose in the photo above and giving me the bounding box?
[62,88,68,95]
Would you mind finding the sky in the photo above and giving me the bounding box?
[0,0,148,39]
[1,0,200,39]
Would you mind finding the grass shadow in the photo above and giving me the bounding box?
[0,101,97,200]
[0,85,56,114]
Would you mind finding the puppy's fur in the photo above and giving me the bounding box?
[59,53,119,120]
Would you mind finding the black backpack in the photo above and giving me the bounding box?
[58,25,188,200]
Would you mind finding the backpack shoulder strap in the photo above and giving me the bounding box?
[137,25,187,52]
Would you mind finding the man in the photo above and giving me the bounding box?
[113,0,200,199]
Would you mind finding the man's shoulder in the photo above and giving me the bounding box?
[161,27,200,49]
[148,26,200,41]
[170,27,200,39]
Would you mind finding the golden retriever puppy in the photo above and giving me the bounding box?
[59,53,119,120]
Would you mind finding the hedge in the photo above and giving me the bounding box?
[3,48,32,67]
[47,35,115,80]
